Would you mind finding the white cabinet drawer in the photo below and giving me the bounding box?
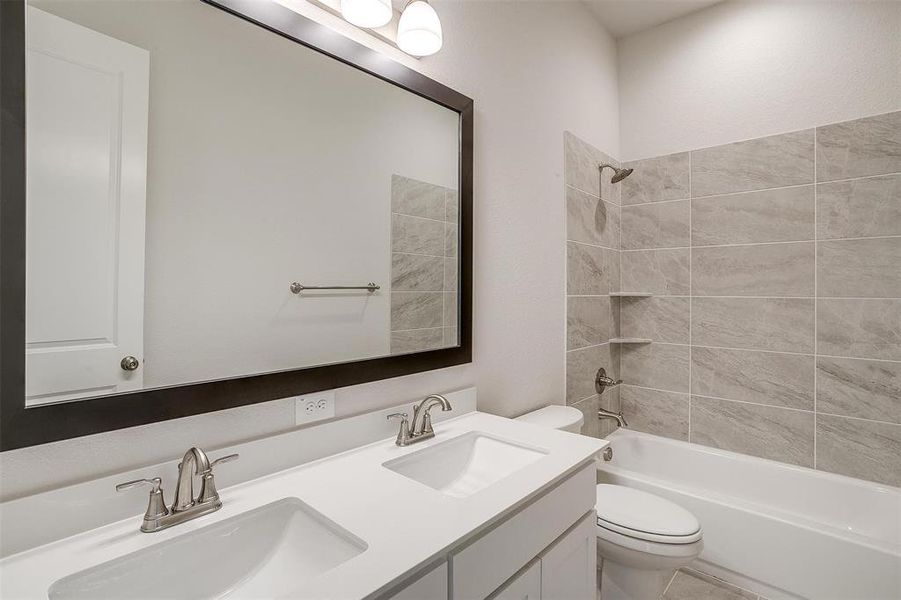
[450,462,596,599]
[488,560,541,600]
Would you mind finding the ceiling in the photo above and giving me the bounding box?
[583,0,723,38]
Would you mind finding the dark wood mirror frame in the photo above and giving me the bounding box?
[0,0,473,451]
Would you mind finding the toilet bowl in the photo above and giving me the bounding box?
[516,406,704,600]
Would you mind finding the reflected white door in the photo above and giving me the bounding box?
[25,7,149,406]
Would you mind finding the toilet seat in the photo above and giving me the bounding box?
[595,484,701,545]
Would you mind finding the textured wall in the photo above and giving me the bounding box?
[618,111,901,487]
[618,0,901,161]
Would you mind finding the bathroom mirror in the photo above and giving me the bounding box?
[0,0,473,450]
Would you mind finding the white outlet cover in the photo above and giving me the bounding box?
[294,390,336,425]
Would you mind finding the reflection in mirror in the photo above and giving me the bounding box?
[23,0,460,407]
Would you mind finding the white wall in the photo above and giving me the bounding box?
[0,0,620,500]
[618,0,901,160]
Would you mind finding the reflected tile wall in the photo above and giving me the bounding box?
[564,132,621,438]
[618,110,901,486]
[390,175,459,354]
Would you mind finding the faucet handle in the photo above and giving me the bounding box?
[198,453,239,505]
[116,477,162,493]
[210,453,239,469]
[116,477,169,523]
[387,413,411,446]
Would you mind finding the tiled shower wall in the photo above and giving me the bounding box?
[390,175,459,353]
[617,110,901,487]
[563,132,622,439]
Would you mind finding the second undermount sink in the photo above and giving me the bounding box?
[383,432,549,498]
[48,498,366,600]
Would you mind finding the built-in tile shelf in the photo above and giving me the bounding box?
[609,338,652,344]
[609,292,653,297]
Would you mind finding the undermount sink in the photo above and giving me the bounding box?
[383,432,548,498]
[48,498,366,600]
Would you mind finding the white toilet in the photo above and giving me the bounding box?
[516,405,703,600]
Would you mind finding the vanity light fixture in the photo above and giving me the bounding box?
[340,0,392,28]
[396,0,443,57]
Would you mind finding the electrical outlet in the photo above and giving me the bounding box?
[294,390,336,425]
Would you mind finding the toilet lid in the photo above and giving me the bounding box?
[596,485,701,543]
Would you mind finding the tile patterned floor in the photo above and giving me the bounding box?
[662,569,766,600]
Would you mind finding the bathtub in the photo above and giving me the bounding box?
[597,429,901,600]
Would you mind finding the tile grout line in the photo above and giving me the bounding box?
[814,126,818,469]
[688,150,693,442]
[620,233,901,252]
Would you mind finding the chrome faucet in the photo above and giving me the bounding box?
[116,447,238,533]
[388,394,452,446]
[598,408,628,427]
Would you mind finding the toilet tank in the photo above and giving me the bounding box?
[515,405,584,433]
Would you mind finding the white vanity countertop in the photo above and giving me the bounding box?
[0,412,606,599]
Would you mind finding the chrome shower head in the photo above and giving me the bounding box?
[599,163,633,184]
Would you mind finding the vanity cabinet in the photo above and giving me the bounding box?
[385,462,597,600]
[489,560,541,600]
[387,562,448,600]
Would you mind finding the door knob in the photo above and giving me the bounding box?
[120,356,140,371]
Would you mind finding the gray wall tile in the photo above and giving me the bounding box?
[621,249,690,295]
[692,298,815,352]
[818,237,901,298]
[445,189,459,223]
[620,342,690,392]
[566,343,616,404]
[691,242,815,297]
[620,385,689,441]
[817,174,901,239]
[621,152,690,204]
[565,131,620,203]
[818,299,901,360]
[566,186,620,249]
[392,214,444,255]
[691,129,814,197]
[391,174,446,220]
[444,223,458,257]
[443,327,457,347]
[691,185,814,245]
[444,257,458,291]
[621,200,690,249]
[390,328,443,354]
[390,292,443,330]
[391,254,444,291]
[443,292,457,328]
[620,297,690,344]
[816,415,901,487]
[690,396,814,467]
[567,242,616,295]
[816,111,901,182]
[567,296,612,350]
[817,357,901,424]
[691,346,814,410]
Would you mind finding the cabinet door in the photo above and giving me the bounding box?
[540,511,596,600]
[489,560,541,600]
[387,561,448,600]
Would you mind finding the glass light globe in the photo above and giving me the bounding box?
[340,0,392,28]
[397,0,443,57]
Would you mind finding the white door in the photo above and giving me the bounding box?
[490,561,542,600]
[540,511,597,600]
[25,7,149,406]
